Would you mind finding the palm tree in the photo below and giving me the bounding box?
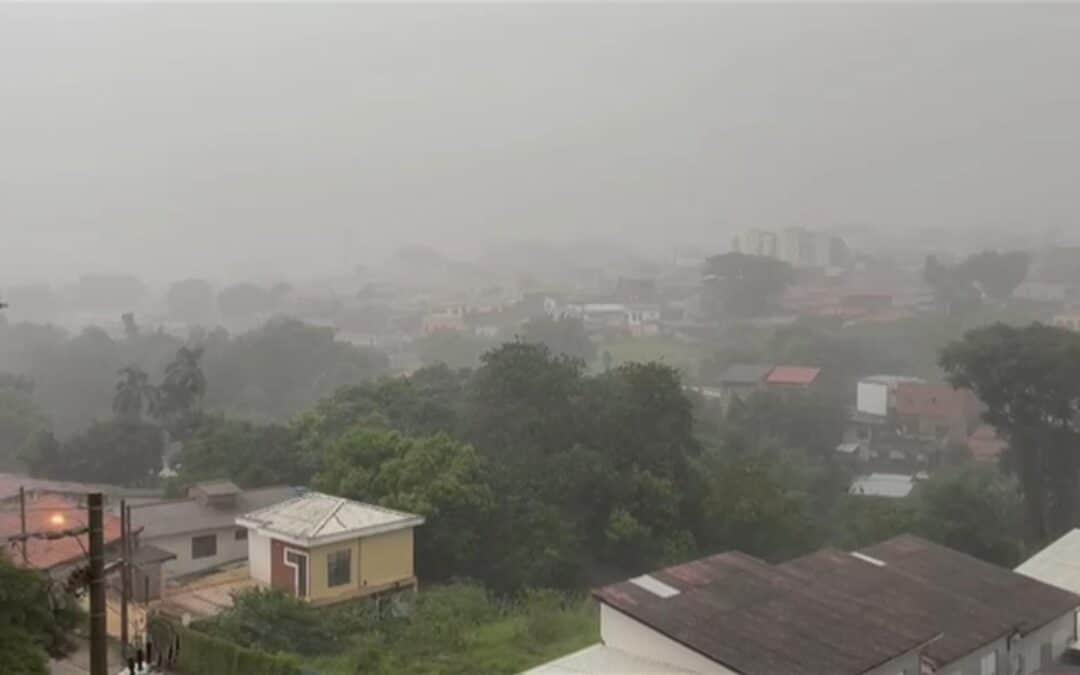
[159,346,206,421]
[113,366,159,422]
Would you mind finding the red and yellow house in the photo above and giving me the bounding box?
[236,492,424,605]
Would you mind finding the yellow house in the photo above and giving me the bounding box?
[236,492,424,605]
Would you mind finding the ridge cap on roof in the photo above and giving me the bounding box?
[312,497,348,537]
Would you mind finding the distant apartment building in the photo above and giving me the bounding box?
[731,229,779,258]
[527,535,1080,675]
[732,227,851,270]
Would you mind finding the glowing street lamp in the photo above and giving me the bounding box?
[49,513,66,527]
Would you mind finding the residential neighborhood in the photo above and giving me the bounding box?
[6,3,1080,675]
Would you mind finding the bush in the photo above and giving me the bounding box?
[169,621,301,675]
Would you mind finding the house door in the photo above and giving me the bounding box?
[284,549,308,599]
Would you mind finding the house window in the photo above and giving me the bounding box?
[191,534,217,559]
[327,549,351,588]
[980,652,996,675]
[235,528,248,541]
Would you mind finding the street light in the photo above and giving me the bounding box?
[50,513,66,526]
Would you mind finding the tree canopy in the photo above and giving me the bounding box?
[520,315,596,363]
[941,322,1080,543]
[0,553,82,673]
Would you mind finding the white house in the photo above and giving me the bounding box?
[128,481,298,578]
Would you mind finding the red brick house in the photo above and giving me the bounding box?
[895,382,984,446]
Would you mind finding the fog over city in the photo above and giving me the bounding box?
[3,3,1080,284]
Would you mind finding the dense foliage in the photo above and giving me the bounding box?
[193,584,597,675]
[0,316,390,435]
[0,554,82,674]
[942,322,1080,544]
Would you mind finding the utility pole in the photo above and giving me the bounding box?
[88,493,107,675]
[120,499,129,660]
[19,486,28,565]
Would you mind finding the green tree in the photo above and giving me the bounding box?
[701,453,814,559]
[202,318,390,421]
[158,346,207,430]
[0,382,49,470]
[941,322,1080,543]
[914,465,1024,567]
[521,315,596,363]
[35,420,162,485]
[112,365,159,422]
[465,341,584,461]
[959,250,1031,302]
[179,416,306,488]
[0,553,82,673]
[315,429,495,584]
[702,252,794,318]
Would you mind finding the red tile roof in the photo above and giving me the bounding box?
[0,494,125,570]
[765,366,821,386]
[968,425,1008,463]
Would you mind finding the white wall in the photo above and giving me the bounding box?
[147,525,250,578]
[1018,612,1076,674]
[247,530,271,585]
[600,604,739,675]
[857,380,890,417]
[935,635,1006,675]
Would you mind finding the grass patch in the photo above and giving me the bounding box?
[600,336,706,376]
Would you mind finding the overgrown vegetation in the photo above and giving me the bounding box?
[0,553,83,674]
[193,585,598,675]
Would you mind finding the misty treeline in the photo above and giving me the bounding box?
[0,308,1050,592]
[0,315,389,442]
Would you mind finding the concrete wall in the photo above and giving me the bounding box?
[146,525,250,578]
[359,529,414,588]
[857,380,889,417]
[1018,612,1076,674]
[936,635,1007,675]
[601,604,739,675]
[247,530,271,585]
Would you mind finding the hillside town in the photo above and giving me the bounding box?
[7,3,1080,675]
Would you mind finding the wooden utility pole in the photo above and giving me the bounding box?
[19,486,28,565]
[120,499,129,660]
[88,493,107,675]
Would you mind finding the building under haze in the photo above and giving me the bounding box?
[732,227,851,271]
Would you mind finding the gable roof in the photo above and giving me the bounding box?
[594,536,1080,675]
[765,366,820,385]
[861,535,1080,640]
[594,551,938,675]
[1016,529,1080,597]
[718,363,774,385]
[130,485,298,540]
[236,492,423,547]
[0,494,125,570]
[781,548,1018,668]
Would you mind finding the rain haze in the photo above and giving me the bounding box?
[9,5,1080,674]
[2,3,1079,284]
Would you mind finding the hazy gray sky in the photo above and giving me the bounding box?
[2,3,1079,282]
